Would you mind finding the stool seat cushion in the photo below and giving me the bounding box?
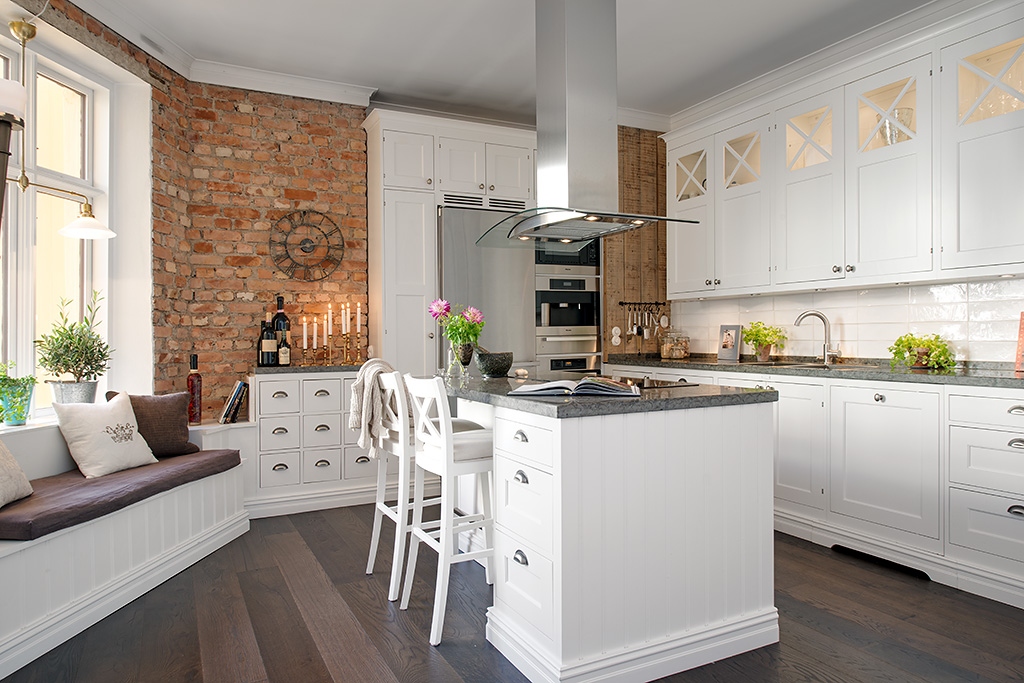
[451,428,494,461]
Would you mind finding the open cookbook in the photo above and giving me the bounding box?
[508,376,641,397]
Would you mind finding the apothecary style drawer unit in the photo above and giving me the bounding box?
[248,368,381,518]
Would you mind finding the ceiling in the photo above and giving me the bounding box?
[68,0,945,129]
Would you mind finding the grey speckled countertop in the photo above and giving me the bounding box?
[605,354,1024,389]
[253,364,363,374]
[444,376,776,419]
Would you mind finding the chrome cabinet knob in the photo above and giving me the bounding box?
[873,393,885,403]
[426,178,432,185]
[705,279,712,286]
[845,264,855,272]
[714,278,721,285]
[479,183,485,190]
[832,265,842,273]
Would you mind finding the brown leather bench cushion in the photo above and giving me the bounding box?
[0,449,241,541]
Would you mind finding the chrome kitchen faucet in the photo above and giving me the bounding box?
[794,310,841,366]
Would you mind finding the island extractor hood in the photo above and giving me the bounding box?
[479,0,696,246]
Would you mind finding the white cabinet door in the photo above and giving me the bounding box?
[773,90,846,285]
[437,137,485,195]
[715,115,771,290]
[666,137,715,296]
[845,56,933,278]
[486,143,532,200]
[383,189,438,377]
[772,378,827,511]
[829,383,940,538]
[940,20,1024,269]
[383,130,434,190]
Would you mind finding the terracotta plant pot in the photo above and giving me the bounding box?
[756,344,772,362]
[912,347,931,368]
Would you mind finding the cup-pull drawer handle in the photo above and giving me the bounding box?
[1009,438,1024,449]
[314,424,331,432]
[1008,505,1024,517]
[314,459,331,468]
[1009,405,1024,416]
[314,389,330,397]
[272,463,289,471]
[513,550,529,566]
[272,427,289,435]
[272,391,289,398]
[873,393,885,403]
[513,470,529,485]
[355,455,371,464]
[513,430,529,443]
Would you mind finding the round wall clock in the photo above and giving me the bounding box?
[269,210,345,281]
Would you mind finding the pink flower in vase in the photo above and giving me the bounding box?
[428,298,451,320]
[463,306,484,325]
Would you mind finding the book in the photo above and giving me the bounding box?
[218,381,246,424]
[226,383,248,423]
[508,376,641,397]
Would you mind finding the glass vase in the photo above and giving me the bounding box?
[456,343,474,379]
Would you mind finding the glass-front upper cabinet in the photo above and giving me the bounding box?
[845,55,933,278]
[940,20,1024,269]
[666,136,715,296]
[773,89,845,285]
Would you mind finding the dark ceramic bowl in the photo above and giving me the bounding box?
[475,351,513,378]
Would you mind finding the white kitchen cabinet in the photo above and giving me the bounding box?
[714,115,771,291]
[486,143,532,201]
[844,56,933,279]
[666,136,715,296]
[829,382,941,548]
[772,89,846,285]
[773,378,828,513]
[382,130,434,190]
[437,138,532,201]
[940,19,1024,270]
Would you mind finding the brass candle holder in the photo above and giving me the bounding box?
[341,333,353,363]
[327,333,334,365]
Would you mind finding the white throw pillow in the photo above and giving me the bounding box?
[53,391,157,478]
[0,437,33,508]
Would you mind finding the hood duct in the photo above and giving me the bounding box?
[479,0,695,246]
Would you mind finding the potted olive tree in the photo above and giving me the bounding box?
[34,291,113,403]
[742,321,787,362]
[0,361,36,425]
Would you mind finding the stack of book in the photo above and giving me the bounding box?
[218,381,249,424]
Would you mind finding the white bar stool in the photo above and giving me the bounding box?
[364,371,484,602]
[401,374,495,646]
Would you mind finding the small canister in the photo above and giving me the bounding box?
[660,332,690,359]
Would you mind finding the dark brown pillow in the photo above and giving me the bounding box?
[105,392,201,457]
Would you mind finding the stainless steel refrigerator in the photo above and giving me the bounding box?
[438,206,537,377]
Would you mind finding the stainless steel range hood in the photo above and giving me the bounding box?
[479,0,695,246]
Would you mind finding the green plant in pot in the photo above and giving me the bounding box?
[34,291,113,403]
[0,361,36,425]
[889,333,956,372]
[742,322,787,362]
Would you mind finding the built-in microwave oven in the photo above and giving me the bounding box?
[535,268,600,380]
[535,239,599,267]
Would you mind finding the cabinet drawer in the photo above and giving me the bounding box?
[304,379,343,413]
[949,425,1024,495]
[303,413,343,448]
[303,448,342,483]
[258,380,300,415]
[494,418,553,468]
[493,532,554,639]
[949,394,1024,429]
[260,452,300,488]
[259,416,301,451]
[949,487,1024,564]
[343,446,376,480]
[495,457,553,553]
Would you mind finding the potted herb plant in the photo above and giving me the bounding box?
[742,322,787,362]
[0,361,36,425]
[889,333,956,372]
[34,291,113,403]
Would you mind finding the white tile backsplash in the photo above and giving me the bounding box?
[669,279,1024,362]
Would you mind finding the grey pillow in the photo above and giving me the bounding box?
[0,437,33,509]
[105,391,201,457]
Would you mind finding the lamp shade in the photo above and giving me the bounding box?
[0,78,26,122]
[59,215,116,239]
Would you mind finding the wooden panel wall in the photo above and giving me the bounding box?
[602,127,666,359]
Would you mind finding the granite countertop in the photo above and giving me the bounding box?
[445,376,776,419]
[606,354,1024,389]
[253,364,364,374]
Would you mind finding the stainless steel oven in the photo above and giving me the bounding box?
[535,265,600,380]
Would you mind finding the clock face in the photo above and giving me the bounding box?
[269,210,345,281]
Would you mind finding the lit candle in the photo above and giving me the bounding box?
[327,304,333,336]
[313,318,318,349]
[323,314,328,345]
[302,316,308,349]
[357,302,361,334]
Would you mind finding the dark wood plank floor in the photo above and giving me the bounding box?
[6,504,1024,683]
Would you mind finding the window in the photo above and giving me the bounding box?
[1,42,104,412]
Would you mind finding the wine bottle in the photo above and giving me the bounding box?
[260,312,278,366]
[187,353,202,424]
[272,295,290,344]
[278,330,292,366]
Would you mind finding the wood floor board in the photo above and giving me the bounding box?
[135,569,202,683]
[71,594,147,683]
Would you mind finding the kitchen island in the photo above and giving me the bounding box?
[446,376,779,683]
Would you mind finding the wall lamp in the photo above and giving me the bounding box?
[0,17,114,239]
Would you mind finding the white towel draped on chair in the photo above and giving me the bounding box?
[348,358,399,457]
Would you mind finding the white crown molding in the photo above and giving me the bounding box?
[189,60,376,107]
[617,107,670,133]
